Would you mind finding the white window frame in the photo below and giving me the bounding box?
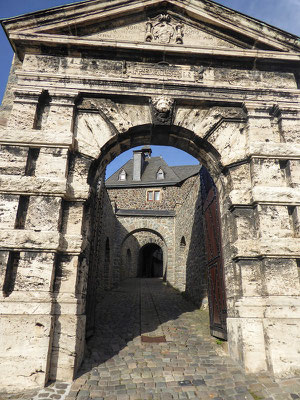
[156,168,165,180]
[118,169,126,181]
[154,191,160,201]
[147,190,161,201]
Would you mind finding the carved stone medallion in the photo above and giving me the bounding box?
[150,96,174,125]
[152,96,173,113]
[145,14,184,44]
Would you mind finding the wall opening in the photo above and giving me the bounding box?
[126,249,132,274]
[139,243,163,278]
[78,129,228,381]
[3,251,20,297]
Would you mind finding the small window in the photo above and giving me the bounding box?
[180,236,186,247]
[147,190,161,201]
[118,169,126,181]
[147,191,153,201]
[157,168,164,180]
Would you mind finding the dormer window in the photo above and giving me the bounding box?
[156,168,165,180]
[118,169,126,181]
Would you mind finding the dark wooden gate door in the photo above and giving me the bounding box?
[200,167,227,340]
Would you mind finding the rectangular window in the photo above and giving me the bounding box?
[147,190,161,201]
[147,191,153,201]
[154,191,160,201]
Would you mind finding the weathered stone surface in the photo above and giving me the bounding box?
[0,299,53,315]
[0,55,22,128]
[0,194,19,228]
[0,175,67,195]
[35,148,68,180]
[0,145,28,175]
[60,202,84,235]
[175,175,206,302]
[0,315,53,390]
[0,129,73,147]
[50,315,86,381]
[53,255,79,295]
[0,230,61,251]
[13,252,55,292]
[25,197,62,232]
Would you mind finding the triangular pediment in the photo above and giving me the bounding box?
[78,15,242,50]
[2,0,300,56]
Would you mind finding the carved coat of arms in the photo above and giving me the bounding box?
[145,14,184,44]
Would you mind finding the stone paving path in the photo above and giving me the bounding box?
[2,278,300,400]
[0,382,71,400]
[64,278,300,400]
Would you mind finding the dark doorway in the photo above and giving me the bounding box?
[139,244,163,278]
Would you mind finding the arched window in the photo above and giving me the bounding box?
[180,236,186,248]
[118,169,126,181]
[156,168,165,180]
[179,237,186,269]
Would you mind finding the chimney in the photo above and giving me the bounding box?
[133,146,152,181]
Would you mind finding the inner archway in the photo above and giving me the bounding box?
[139,243,163,278]
[85,133,226,341]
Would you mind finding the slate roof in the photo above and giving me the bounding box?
[106,154,201,188]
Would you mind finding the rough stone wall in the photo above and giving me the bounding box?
[120,235,140,280]
[114,215,175,282]
[174,174,207,306]
[84,176,112,336]
[95,187,118,292]
[109,173,202,289]
[120,230,166,281]
[0,55,22,128]
[132,230,167,277]
[107,178,197,211]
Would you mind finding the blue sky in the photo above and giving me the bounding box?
[1,0,299,177]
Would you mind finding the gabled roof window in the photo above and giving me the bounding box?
[118,169,126,181]
[156,168,165,180]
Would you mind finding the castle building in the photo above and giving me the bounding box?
[105,146,201,282]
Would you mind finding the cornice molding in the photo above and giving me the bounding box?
[10,32,300,63]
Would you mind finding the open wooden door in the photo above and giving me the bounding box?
[200,167,227,340]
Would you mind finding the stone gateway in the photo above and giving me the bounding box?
[0,0,300,392]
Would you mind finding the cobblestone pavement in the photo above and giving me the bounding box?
[64,278,300,400]
[2,278,300,400]
[0,382,71,400]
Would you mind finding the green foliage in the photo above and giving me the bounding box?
[215,338,224,345]
[249,391,264,400]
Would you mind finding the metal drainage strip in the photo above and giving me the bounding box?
[141,335,166,343]
[178,380,206,387]
[178,380,193,387]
